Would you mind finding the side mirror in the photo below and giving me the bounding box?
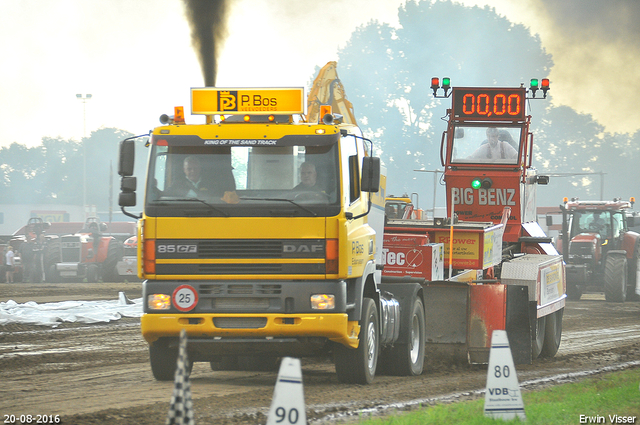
[546,215,553,227]
[361,157,380,193]
[119,176,137,207]
[628,215,635,228]
[118,139,136,177]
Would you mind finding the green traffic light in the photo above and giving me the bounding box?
[442,77,451,87]
[471,179,482,189]
[530,78,539,88]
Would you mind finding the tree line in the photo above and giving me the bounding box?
[2,0,639,213]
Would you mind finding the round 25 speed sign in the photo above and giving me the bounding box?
[172,285,198,312]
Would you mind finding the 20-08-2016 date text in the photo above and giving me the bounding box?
[3,415,60,424]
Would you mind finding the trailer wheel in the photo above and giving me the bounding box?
[383,297,425,376]
[532,316,546,360]
[334,297,379,384]
[604,254,627,303]
[540,308,563,358]
[149,340,181,381]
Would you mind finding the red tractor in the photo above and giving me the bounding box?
[44,217,123,282]
[558,198,640,301]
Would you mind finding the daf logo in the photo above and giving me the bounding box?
[283,244,324,253]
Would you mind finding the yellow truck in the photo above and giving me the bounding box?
[118,63,423,383]
[118,65,565,384]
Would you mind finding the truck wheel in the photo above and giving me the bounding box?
[102,239,123,282]
[566,283,583,300]
[384,297,425,376]
[540,308,563,358]
[149,340,180,381]
[532,316,546,360]
[604,254,627,303]
[334,297,379,384]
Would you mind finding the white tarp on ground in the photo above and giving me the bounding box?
[0,292,143,327]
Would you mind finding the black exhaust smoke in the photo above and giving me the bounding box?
[183,0,230,87]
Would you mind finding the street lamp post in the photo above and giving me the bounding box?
[76,94,92,215]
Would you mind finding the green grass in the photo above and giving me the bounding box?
[354,368,640,424]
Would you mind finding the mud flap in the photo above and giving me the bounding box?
[423,282,531,365]
[423,282,469,362]
[506,285,532,364]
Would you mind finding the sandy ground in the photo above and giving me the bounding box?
[1,282,639,424]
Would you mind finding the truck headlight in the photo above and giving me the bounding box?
[148,294,171,310]
[310,294,335,310]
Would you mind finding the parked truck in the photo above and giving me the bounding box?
[556,197,640,301]
[118,65,565,383]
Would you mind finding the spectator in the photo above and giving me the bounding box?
[5,245,15,283]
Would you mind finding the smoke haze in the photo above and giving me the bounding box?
[533,0,640,134]
[183,0,230,86]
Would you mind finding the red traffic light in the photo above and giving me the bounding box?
[431,77,440,90]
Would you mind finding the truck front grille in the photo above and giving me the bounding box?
[213,317,267,329]
[198,240,282,258]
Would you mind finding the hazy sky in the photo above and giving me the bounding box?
[1,0,638,148]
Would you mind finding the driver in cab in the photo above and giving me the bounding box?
[469,127,518,161]
[589,212,606,233]
[293,162,323,192]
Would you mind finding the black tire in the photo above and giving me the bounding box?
[540,308,563,358]
[46,264,59,283]
[383,297,425,376]
[43,240,61,283]
[532,315,546,360]
[566,283,583,301]
[604,254,627,303]
[86,264,99,283]
[627,243,640,301]
[149,340,179,381]
[101,238,123,282]
[334,297,379,384]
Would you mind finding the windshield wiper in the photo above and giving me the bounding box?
[240,197,318,216]
[157,197,230,217]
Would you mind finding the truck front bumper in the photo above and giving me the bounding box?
[141,312,360,349]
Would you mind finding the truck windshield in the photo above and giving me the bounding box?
[450,125,521,165]
[145,136,340,217]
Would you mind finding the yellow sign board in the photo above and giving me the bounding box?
[434,231,481,268]
[191,88,304,115]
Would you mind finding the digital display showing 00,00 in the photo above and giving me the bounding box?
[452,88,525,120]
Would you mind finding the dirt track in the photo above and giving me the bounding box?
[1,282,639,425]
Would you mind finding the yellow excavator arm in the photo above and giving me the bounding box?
[307,61,357,126]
